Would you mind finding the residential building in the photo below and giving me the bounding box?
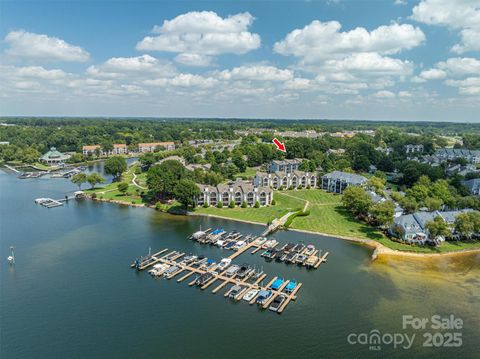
[321,171,368,194]
[0,141,10,145]
[462,179,480,195]
[391,209,472,245]
[138,142,175,153]
[113,144,127,155]
[39,147,71,165]
[405,144,424,153]
[82,145,101,156]
[375,146,393,155]
[254,170,317,189]
[326,148,346,156]
[196,180,273,207]
[268,159,302,173]
[434,148,480,164]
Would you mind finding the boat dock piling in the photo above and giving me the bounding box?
[277,283,303,314]
[262,280,290,309]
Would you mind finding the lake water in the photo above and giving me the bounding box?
[1,167,479,358]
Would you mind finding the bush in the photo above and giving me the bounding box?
[131,201,136,204]
[271,199,276,206]
[284,210,311,228]
[289,185,295,190]
[91,192,97,199]
[217,201,223,208]
[241,201,248,208]
[306,185,311,189]
[298,185,303,189]
[254,200,260,208]
[229,200,235,208]
[203,202,209,208]
[279,185,284,191]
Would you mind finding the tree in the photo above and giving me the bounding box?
[174,179,201,209]
[425,197,443,211]
[400,196,418,214]
[454,213,475,238]
[71,173,87,190]
[342,186,372,217]
[147,160,186,198]
[94,147,101,159]
[104,156,127,180]
[87,173,105,189]
[232,153,247,173]
[370,201,395,227]
[367,176,386,193]
[101,142,114,156]
[425,216,451,239]
[118,182,129,195]
[139,152,156,169]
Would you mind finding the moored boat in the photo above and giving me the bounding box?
[242,289,259,302]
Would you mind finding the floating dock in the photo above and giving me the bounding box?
[131,248,303,314]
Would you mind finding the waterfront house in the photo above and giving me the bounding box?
[321,171,367,194]
[40,147,71,165]
[462,179,480,195]
[113,144,127,155]
[268,159,302,173]
[138,142,175,153]
[253,170,317,189]
[404,144,424,154]
[196,179,273,207]
[391,209,472,245]
[375,146,393,155]
[82,145,101,156]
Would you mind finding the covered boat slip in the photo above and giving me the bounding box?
[131,247,302,314]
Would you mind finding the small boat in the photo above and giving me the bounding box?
[233,240,246,250]
[149,263,170,276]
[228,285,242,299]
[274,250,285,261]
[217,258,232,271]
[293,243,305,253]
[180,255,197,265]
[256,290,272,305]
[242,289,259,302]
[192,256,207,267]
[285,252,297,263]
[280,252,289,262]
[264,239,277,248]
[304,244,316,256]
[284,280,297,294]
[195,272,214,285]
[216,239,225,247]
[260,249,273,258]
[163,265,179,278]
[284,243,295,252]
[295,254,307,264]
[269,294,287,312]
[205,259,217,271]
[224,242,236,249]
[270,277,284,291]
[225,264,240,277]
[236,263,252,279]
[305,256,319,268]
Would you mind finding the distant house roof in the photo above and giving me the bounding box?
[138,142,174,147]
[271,158,302,165]
[113,144,127,149]
[435,148,480,157]
[82,145,100,151]
[322,171,367,185]
[462,178,480,193]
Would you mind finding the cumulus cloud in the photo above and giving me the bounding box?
[411,0,480,53]
[418,68,447,80]
[373,90,396,98]
[86,55,176,79]
[274,21,425,62]
[445,77,480,95]
[4,30,90,62]
[136,11,260,65]
[218,65,293,82]
[436,57,480,75]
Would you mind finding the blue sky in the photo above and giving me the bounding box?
[0,0,479,122]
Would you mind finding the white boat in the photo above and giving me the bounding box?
[148,263,169,276]
[233,240,246,250]
[216,239,225,247]
[225,264,240,277]
[242,289,259,302]
[217,258,232,271]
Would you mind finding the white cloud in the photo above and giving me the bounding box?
[373,90,396,98]
[144,73,218,88]
[418,68,447,80]
[274,21,425,62]
[436,57,480,75]
[86,55,175,79]
[136,11,260,65]
[4,30,90,62]
[445,77,480,95]
[411,0,480,53]
[394,0,407,5]
[398,90,412,97]
[218,65,293,82]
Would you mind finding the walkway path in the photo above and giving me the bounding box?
[132,172,146,190]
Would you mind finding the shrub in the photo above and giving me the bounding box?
[254,200,260,208]
[229,200,235,208]
[91,192,97,199]
[203,202,209,208]
[241,201,248,208]
[271,199,276,206]
[131,201,136,204]
[289,185,294,190]
[298,185,303,189]
[217,201,223,208]
[99,195,104,199]
[279,185,284,191]
[306,185,311,189]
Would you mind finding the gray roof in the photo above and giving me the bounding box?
[435,148,480,157]
[394,209,473,235]
[462,178,480,191]
[322,171,367,184]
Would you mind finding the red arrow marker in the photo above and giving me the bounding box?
[272,138,286,153]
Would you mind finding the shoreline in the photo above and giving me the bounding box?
[89,196,480,258]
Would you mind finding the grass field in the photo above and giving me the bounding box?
[234,166,260,179]
[195,191,304,224]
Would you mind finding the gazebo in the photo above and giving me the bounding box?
[39,147,71,165]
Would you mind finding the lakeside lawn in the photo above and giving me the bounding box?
[234,166,259,179]
[195,191,305,224]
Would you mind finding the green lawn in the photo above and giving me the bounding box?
[195,191,304,224]
[234,166,259,179]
